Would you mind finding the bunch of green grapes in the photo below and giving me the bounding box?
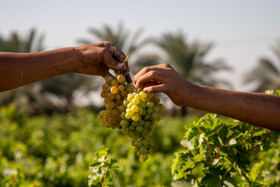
[98,73,134,129]
[120,91,164,162]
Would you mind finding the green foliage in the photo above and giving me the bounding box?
[0,105,188,186]
[88,148,119,187]
[1,96,279,186]
[172,113,280,186]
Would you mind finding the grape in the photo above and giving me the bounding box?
[111,80,119,87]
[125,113,131,119]
[119,105,126,112]
[140,91,147,99]
[110,86,118,94]
[120,119,129,127]
[100,91,106,98]
[120,112,126,119]
[106,101,115,110]
[132,98,140,105]
[117,74,125,83]
[136,125,143,132]
[127,95,134,102]
[107,93,115,100]
[146,108,153,114]
[131,105,139,112]
[118,85,125,92]
[147,101,154,108]
[126,109,134,116]
[132,113,140,121]
[115,94,121,100]
[120,91,127,97]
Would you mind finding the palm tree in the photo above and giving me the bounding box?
[244,42,280,92]
[154,32,232,116]
[0,29,44,52]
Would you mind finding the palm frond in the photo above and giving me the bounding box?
[25,28,36,52]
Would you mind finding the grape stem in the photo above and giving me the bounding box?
[123,56,129,63]
[120,56,129,75]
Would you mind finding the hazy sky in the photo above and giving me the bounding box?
[1,0,280,90]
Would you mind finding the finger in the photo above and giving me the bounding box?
[134,70,163,89]
[125,73,132,83]
[122,66,132,83]
[108,43,126,63]
[133,66,151,86]
[143,84,169,93]
[133,65,164,86]
[103,50,126,71]
[142,80,160,89]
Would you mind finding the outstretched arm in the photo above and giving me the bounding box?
[134,64,280,131]
[0,41,131,92]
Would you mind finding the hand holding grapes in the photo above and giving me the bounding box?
[134,64,280,131]
[75,42,131,82]
[133,64,192,106]
[0,41,131,91]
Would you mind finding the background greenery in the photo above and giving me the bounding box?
[0,104,195,186]
[1,104,280,186]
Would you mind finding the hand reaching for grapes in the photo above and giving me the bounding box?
[133,64,190,106]
[134,64,280,131]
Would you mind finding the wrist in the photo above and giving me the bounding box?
[70,47,81,73]
[180,81,200,106]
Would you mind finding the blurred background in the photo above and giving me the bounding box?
[1,0,280,115]
[1,1,280,186]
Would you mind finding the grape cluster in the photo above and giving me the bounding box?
[120,91,164,162]
[97,56,164,162]
[98,73,134,129]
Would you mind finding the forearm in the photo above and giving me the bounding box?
[0,47,78,91]
[185,83,280,131]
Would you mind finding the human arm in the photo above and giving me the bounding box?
[133,64,280,131]
[0,41,131,92]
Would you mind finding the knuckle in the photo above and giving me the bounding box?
[103,41,112,45]
[150,71,157,77]
[149,87,155,92]
[99,48,106,55]
[162,63,171,68]
[142,67,150,73]
[150,70,161,78]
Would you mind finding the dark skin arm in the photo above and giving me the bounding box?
[0,41,131,92]
[134,64,280,131]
